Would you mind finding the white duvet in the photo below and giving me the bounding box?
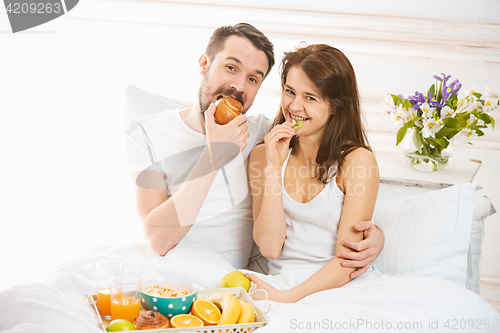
[1,242,499,333]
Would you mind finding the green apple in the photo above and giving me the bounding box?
[219,271,251,292]
[106,319,136,331]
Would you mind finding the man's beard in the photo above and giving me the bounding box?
[198,67,245,118]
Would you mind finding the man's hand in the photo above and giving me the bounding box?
[205,103,250,169]
[336,221,384,279]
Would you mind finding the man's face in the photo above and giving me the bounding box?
[198,35,269,115]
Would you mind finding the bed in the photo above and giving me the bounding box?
[1,86,498,333]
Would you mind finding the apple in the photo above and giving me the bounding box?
[106,319,136,331]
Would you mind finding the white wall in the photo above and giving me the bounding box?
[1,0,499,307]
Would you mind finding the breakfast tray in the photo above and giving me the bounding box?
[86,287,268,332]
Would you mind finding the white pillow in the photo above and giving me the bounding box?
[466,195,496,293]
[124,85,190,124]
[373,183,477,289]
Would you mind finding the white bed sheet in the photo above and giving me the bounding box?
[1,242,499,333]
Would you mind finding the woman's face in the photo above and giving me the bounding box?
[281,66,331,138]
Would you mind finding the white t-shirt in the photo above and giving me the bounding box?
[125,107,271,269]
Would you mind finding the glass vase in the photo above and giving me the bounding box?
[401,129,454,172]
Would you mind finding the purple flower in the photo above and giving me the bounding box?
[441,77,461,105]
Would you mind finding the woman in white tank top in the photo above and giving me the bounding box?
[247,44,381,303]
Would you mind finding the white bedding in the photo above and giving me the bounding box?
[1,242,499,333]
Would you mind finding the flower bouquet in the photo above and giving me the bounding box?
[384,73,498,171]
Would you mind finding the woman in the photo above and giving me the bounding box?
[246,44,379,303]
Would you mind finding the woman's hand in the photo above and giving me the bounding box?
[263,122,296,168]
[245,273,295,303]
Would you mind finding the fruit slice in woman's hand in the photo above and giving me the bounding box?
[292,119,303,130]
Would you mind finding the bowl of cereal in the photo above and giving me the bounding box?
[140,277,198,319]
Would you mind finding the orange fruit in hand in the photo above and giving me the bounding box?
[170,314,204,328]
[191,299,221,326]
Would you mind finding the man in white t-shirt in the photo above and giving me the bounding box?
[125,23,384,276]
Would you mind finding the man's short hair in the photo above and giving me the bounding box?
[205,23,275,78]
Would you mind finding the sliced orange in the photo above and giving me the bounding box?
[170,314,204,328]
[191,299,222,326]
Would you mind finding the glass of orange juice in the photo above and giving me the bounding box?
[110,273,142,323]
[96,260,123,320]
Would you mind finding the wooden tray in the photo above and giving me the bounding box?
[86,287,268,332]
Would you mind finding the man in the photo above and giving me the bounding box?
[126,23,383,278]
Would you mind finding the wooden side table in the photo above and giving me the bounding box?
[374,151,482,201]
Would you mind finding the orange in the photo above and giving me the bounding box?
[170,314,204,328]
[191,299,221,326]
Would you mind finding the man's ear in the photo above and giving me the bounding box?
[199,53,209,75]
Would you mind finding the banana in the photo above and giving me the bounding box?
[237,299,254,324]
[207,292,241,325]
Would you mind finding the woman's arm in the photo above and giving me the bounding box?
[248,147,379,302]
[249,123,296,259]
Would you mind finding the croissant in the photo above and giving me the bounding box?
[214,96,243,124]
[133,311,170,330]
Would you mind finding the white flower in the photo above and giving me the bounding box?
[382,95,396,113]
[464,86,478,98]
[469,114,485,126]
[485,85,499,99]
[441,105,455,118]
[457,95,479,113]
[457,128,478,144]
[422,117,442,138]
[420,102,435,118]
[483,99,499,113]
[483,86,499,113]
[390,106,407,129]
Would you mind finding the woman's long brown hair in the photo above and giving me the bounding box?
[271,44,371,184]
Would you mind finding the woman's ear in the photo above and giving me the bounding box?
[330,106,337,116]
[199,53,209,75]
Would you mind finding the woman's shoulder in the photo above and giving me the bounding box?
[249,143,267,166]
[344,147,375,161]
[342,147,378,173]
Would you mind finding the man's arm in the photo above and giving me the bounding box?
[134,104,250,255]
[336,218,385,278]
[134,150,217,255]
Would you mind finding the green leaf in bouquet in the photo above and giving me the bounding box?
[437,83,443,102]
[442,117,461,129]
[403,99,412,110]
[447,92,458,107]
[428,84,436,100]
[474,128,485,136]
[412,128,423,153]
[390,94,403,106]
[469,117,478,129]
[396,123,409,146]
[435,126,457,139]
[473,92,482,99]
[429,137,447,148]
[446,129,461,140]
[455,113,470,127]
[476,112,492,125]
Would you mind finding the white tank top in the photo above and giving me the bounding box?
[267,149,345,275]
